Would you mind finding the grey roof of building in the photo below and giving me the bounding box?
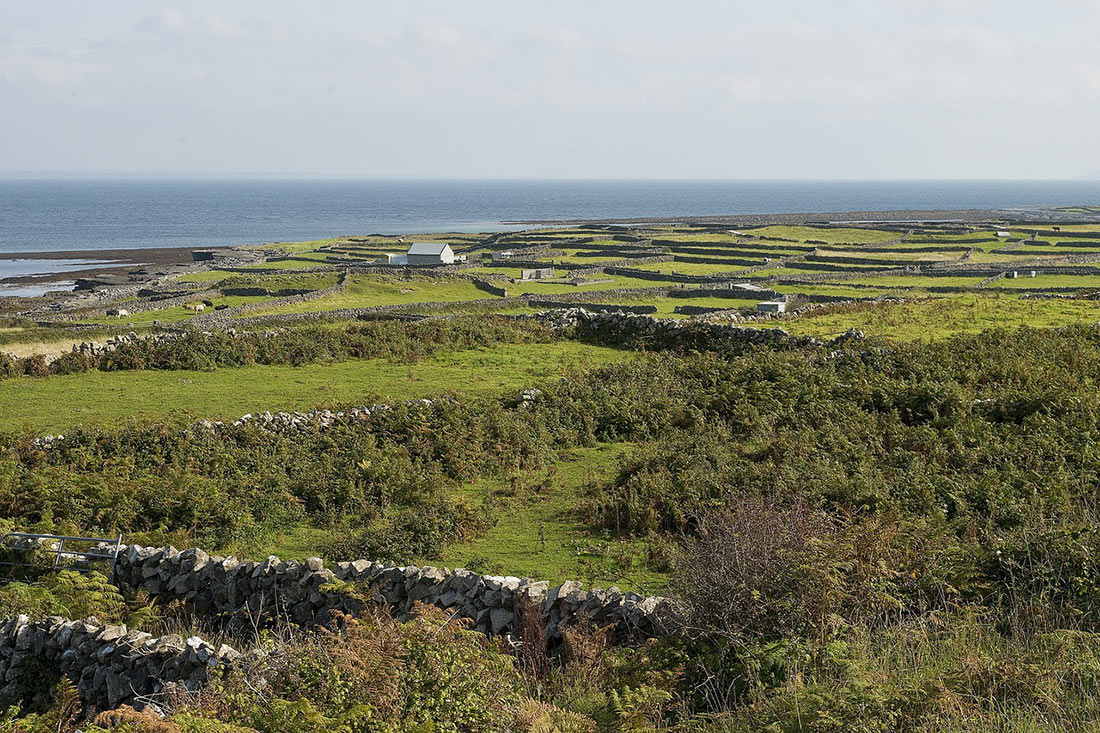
[406,242,451,256]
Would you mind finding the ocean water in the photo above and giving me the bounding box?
[1,179,1099,256]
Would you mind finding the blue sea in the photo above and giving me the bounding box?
[1,179,1099,256]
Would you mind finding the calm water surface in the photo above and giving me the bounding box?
[2,179,1099,255]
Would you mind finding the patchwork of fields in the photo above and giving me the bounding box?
[17,218,1100,340]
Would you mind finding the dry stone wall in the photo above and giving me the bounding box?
[0,615,240,711]
[535,308,826,349]
[471,278,509,297]
[604,266,746,284]
[672,254,768,267]
[524,300,657,314]
[108,545,678,644]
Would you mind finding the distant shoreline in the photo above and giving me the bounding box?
[0,246,226,289]
[508,207,1100,227]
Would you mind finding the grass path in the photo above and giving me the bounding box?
[258,442,666,594]
[435,442,665,593]
[0,342,630,433]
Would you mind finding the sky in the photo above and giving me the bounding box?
[1,1,1099,179]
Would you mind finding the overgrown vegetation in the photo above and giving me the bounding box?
[12,307,1100,727]
[0,316,557,380]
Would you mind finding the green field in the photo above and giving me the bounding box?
[244,274,492,315]
[772,284,896,298]
[992,274,1100,289]
[839,275,986,288]
[499,273,663,296]
[645,231,741,242]
[814,249,958,262]
[775,293,1100,340]
[641,261,754,275]
[745,225,901,243]
[78,295,274,326]
[0,341,630,433]
[652,295,760,314]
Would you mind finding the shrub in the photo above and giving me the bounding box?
[199,606,525,732]
[672,499,837,643]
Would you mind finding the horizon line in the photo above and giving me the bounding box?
[1,174,1100,183]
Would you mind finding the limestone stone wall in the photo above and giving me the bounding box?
[471,278,509,297]
[524,300,657,314]
[0,615,240,711]
[536,308,826,349]
[671,254,768,267]
[108,545,678,644]
[604,266,746,284]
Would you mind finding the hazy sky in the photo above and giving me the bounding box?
[2,1,1099,179]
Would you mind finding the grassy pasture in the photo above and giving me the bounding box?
[993,274,1100,289]
[644,231,740,242]
[775,293,1100,340]
[745,225,901,243]
[643,261,754,275]
[746,267,832,278]
[244,274,492,315]
[838,275,987,288]
[78,295,275,326]
[0,341,629,433]
[651,295,760,314]
[814,249,958,262]
[500,274,667,296]
[772,284,898,298]
[785,261,897,272]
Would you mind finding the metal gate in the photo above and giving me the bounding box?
[0,532,123,582]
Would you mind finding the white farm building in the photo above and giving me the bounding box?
[406,242,456,266]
